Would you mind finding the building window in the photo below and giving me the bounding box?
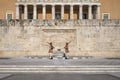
[83,13,88,19]
[55,12,61,19]
[6,12,13,20]
[28,13,33,19]
[102,13,110,19]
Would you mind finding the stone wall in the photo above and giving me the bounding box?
[0,19,120,57]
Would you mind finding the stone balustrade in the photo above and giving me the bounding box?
[16,0,100,3]
[0,19,120,27]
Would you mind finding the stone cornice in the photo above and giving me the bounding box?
[16,0,100,3]
[0,19,120,27]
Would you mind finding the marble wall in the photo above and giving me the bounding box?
[0,20,120,57]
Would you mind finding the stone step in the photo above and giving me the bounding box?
[0,65,120,73]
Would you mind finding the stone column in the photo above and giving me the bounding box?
[61,5,64,19]
[16,5,19,19]
[88,5,92,19]
[42,5,46,20]
[33,5,37,19]
[70,5,73,19]
[24,5,28,19]
[97,5,100,19]
[52,5,55,19]
[79,5,83,19]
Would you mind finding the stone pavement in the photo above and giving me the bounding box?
[0,73,120,80]
[0,57,120,66]
[0,57,120,80]
[0,74,12,80]
[0,57,120,73]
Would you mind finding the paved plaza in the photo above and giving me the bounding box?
[0,57,120,65]
[0,73,120,80]
[0,57,120,80]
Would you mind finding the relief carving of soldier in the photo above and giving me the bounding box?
[63,41,71,59]
[48,42,55,59]
[64,41,71,53]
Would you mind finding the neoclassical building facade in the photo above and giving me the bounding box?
[0,0,120,20]
[15,0,100,20]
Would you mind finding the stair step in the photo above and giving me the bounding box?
[0,65,120,73]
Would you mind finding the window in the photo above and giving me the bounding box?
[6,12,13,20]
[102,13,110,19]
[28,13,33,19]
[83,13,88,19]
[55,12,61,20]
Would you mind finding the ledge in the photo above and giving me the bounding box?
[16,0,100,3]
[0,19,120,27]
